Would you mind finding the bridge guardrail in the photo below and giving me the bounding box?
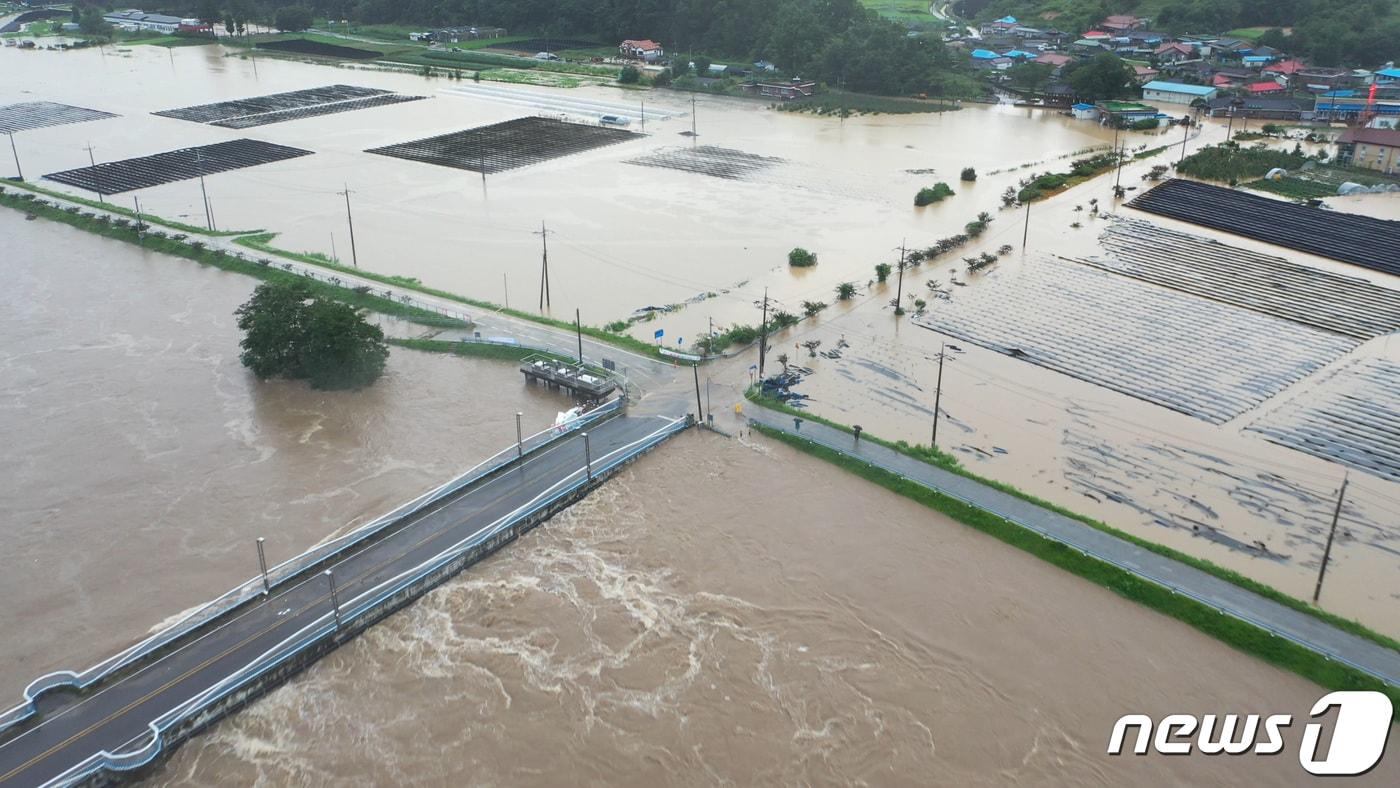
[0,399,624,736]
[38,415,688,788]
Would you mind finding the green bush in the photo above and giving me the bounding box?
[788,247,818,267]
[914,182,955,206]
[619,65,641,84]
[1130,117,1159,130]
[960,166,977,182]
[836,281,857,300]
[875,262,893,282]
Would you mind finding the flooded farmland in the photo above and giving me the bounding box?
[5,39,1400,784]
[4,40,1399,637]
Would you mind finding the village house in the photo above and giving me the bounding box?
[1133,65,1160,83]
[739,79,816,100]
[1246,80,1286,96]
[1142,80,1218,105]
[102,9,184,33]
[1205,96,1310,120]
[618,39,664,61]
[1297,66,1354,92]
[1154,42,1195,64]
[1101,14,1149,31]
[1335,127,1400,174]
[1034,52,1074,70]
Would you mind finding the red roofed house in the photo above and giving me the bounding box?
[1082,30,1112,39]
[1035,52,1074,68]
[1213,73,1236,88]
[619,39,664,61]
[1154,42,1195,62]
[1101,14,1148,31]
[1265,58,1306,76]
[1336,127,1400,174]
[1247,81,1285,95]
[1134,65,1160,83]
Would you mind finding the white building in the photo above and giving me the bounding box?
[1140,80,1218,105]
[102,10,184,34]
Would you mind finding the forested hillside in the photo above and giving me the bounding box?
[152,0,969,95]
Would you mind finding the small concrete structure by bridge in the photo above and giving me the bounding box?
[0,402,688,787]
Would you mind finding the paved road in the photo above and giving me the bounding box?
[748,404,1400,687]
[0,414,676,788]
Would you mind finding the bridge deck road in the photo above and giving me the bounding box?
[0,415,673,788]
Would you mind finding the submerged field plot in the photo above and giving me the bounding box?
[912,258,1356,424]
[366,116,639,174]
[1073,218,1400,340]
[154,85,422,129]
[44,139,313,194]
[1127,179,1400,275]
[628,145,784,180]
[0,101,116,134]
[255,38,381,59]
[1248,358,1400,482]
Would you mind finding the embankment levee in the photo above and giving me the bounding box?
[743,400,1400,716]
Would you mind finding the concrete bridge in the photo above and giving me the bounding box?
[0,401,688,787]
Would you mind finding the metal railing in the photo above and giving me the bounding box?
[0,399,624,736]
[36,415,688,788]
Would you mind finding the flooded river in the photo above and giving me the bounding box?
[0,208,566,693]
[2,146,1397,783]
[149,433,1398,786]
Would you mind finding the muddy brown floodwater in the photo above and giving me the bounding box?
[0,208,567,694]
[150,433,1398,786]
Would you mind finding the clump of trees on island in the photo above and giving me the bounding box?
[788,247,817,267]
[236,281,389,390]
[914,182,954,206]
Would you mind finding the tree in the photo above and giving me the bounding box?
[195,0,221,24]
[960,167,977,182]
[801,300,827,316]
[874,262,892,283]
[788,247,817,267]
[274,5,314,32]
[1065,53,1137,101]
[914,183,954,206]
[1006,61,1052,93]
[835,281,857,300]
[235,281,389,390]
[78,7,113,38]
[619,65,641,84]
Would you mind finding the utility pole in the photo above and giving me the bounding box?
[133,196,145,246]
[931,343,947,448]
[324,570,342,629]
[338,184,358,268]
[582,432,593,480]
[758,288,770,379]
[330,232,338,263]
[7,132,22,181]
[535,221,552,310]
[256,537,270,594]
[1115,139,1126,189]
[894,240,907,315]
[693,363,703,426]
[640,100,646,133]
[690,96,697,142]
[707,316,714,358]
[1022,198,1031,248]
[503,273,509,309]
[196,149,213,231]
[1312,474,1349,604]
[515,412,524,459]
[1179,118,1190,163]
[85,143,103,203]
[575,307,583,363]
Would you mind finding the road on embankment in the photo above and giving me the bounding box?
[0,414,675,788]
[747,404,1400,688]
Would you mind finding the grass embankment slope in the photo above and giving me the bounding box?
[748,414,1400,716]
[0,187,464,328]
